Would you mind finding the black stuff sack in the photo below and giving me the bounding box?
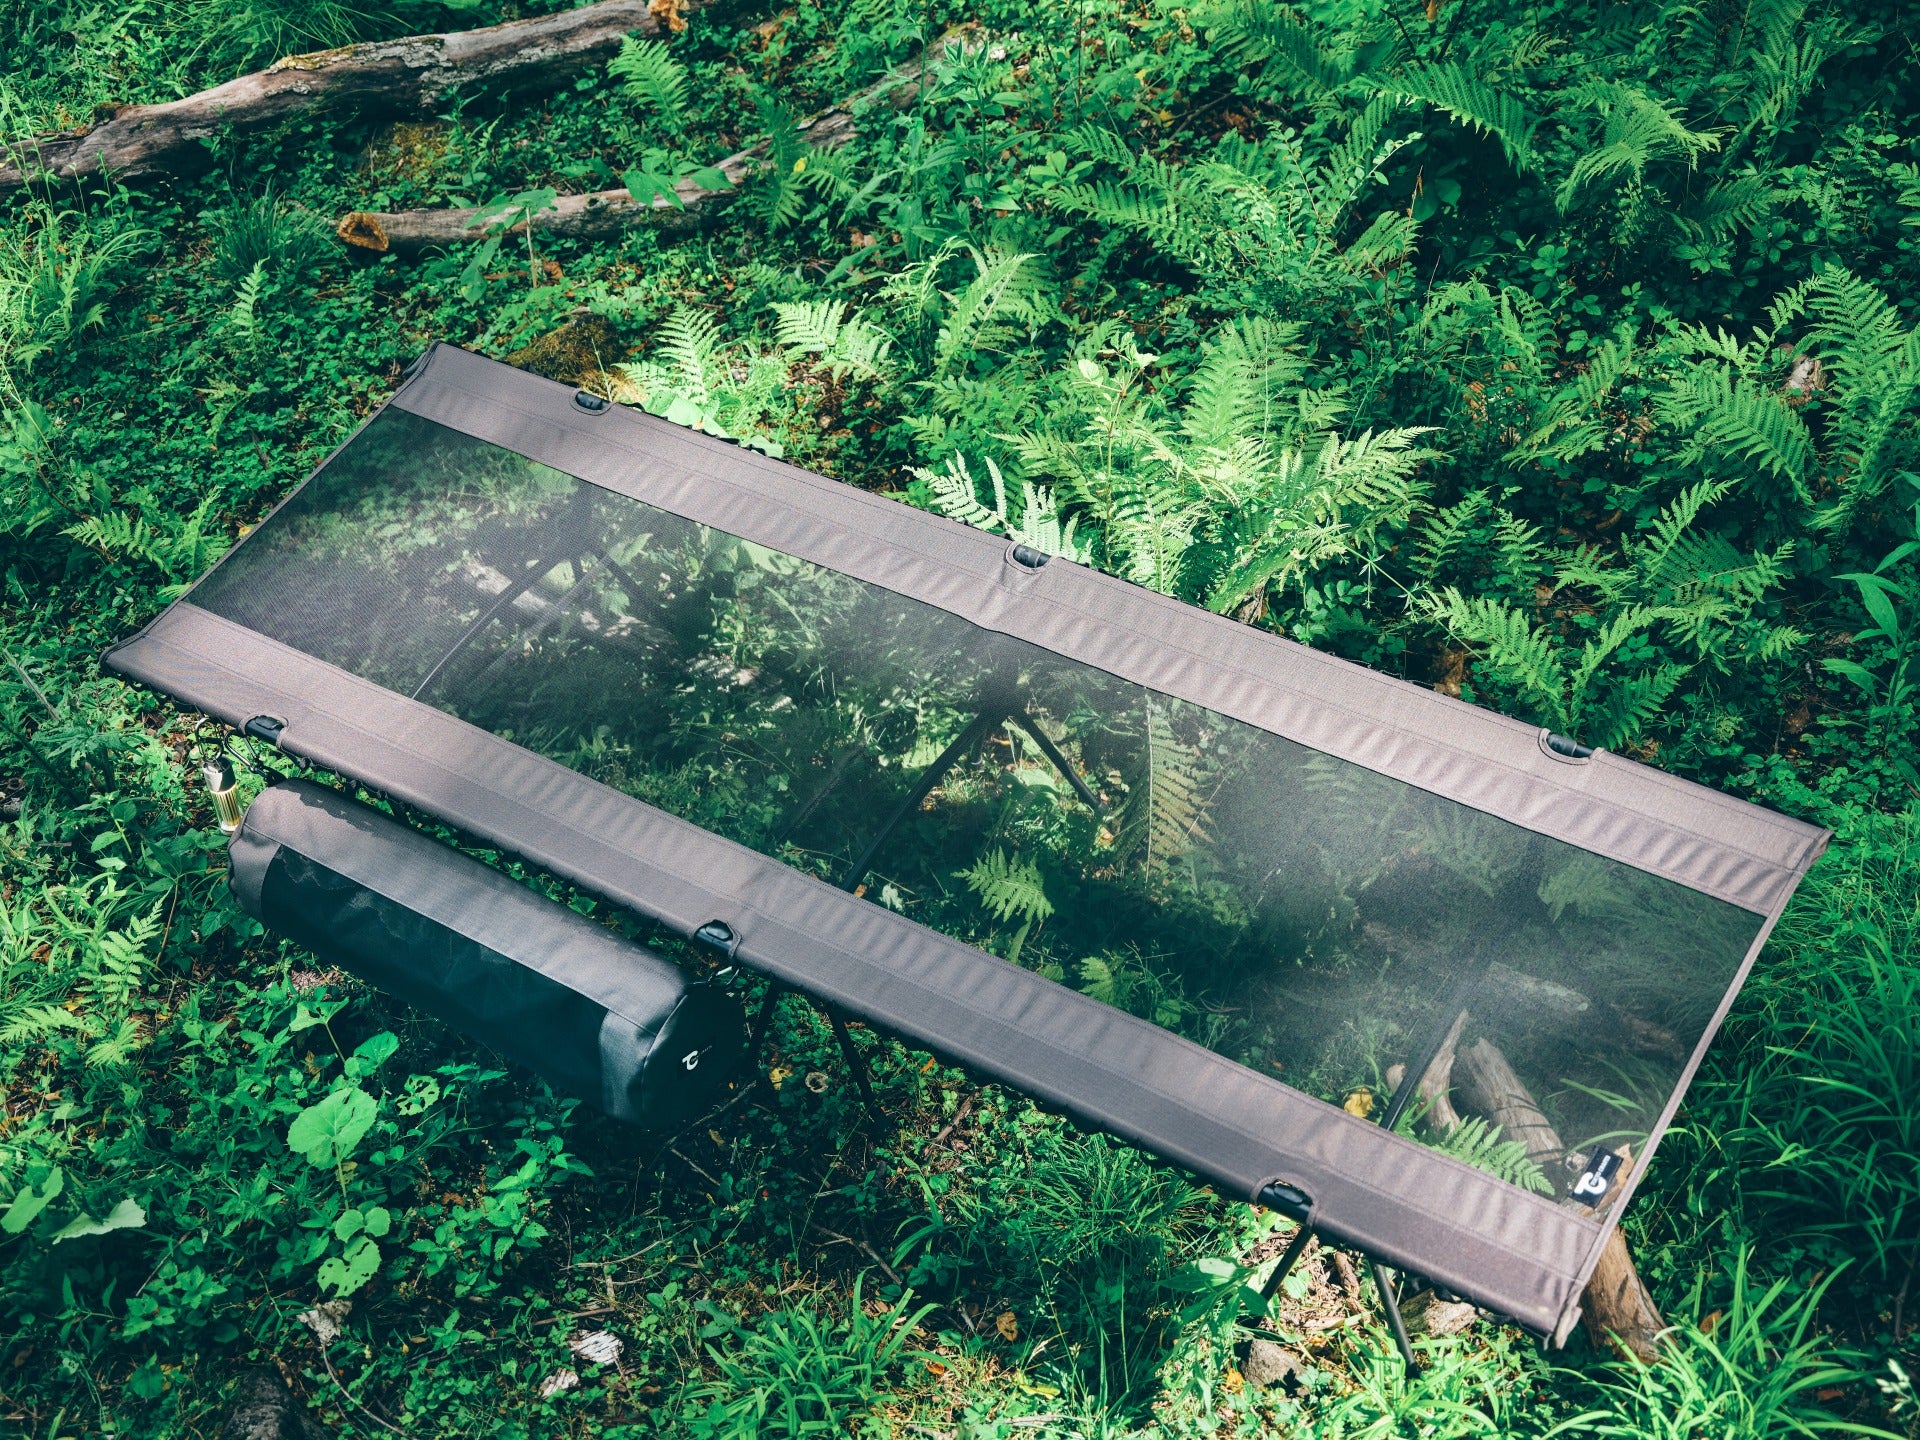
[229,779,743,1128]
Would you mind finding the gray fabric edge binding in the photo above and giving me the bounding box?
[382,345,1828,917]
[117,602,1609,1337]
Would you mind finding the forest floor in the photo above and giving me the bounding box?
[1,0,1918,1436]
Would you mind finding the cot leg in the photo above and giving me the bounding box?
[824,1004,885,1126]
[1257,1222,1315,1304]
[747,982,785,1063]
[1372,1260,1421,1377]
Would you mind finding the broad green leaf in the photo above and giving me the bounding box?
[289,1000,343,1033]
[318,1235,381,1298]
[690,166,733,191]
[347,1031,399,1076]
[2,1167,63,1234]
[287,1087,378,1168]
[623,169,685,210]
[52,1198,146,1242]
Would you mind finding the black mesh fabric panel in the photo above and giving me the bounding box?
[232,780,743,1129]
[197,409,1762,1204]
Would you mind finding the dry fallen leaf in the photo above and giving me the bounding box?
[1223,1367,1245,1393]
[1343,1088,1374,1119]
[995,1311,1019,1342]
[296,1298,352,1345]
[805,1071,830,1094]
[769,1065,792,1089]
[568,1330,624,1367]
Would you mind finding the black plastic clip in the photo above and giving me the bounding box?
[1009,543,1050,570]
[693,919,739,959]
[244,715,287,747]
[1257,1180,1312,1222]
[1543,732,1594,759]
[573,391,611,414]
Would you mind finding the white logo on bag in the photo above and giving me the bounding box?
[682,1049,703,1071]
[1571,1171,1610,1199]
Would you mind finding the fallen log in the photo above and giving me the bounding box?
[1455,1036,1570,1178]
[1,1,679,191]
[1452,1034,1667,1362]
[334,30,968,254]
[1384,1007,1466,1133]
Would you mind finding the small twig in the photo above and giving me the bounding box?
[668,1147,723,1189]
[319,1350,407,1437]
[809,1224,904,1286]
[926,1093,977,1151]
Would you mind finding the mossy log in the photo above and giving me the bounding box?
[0,2,679,191]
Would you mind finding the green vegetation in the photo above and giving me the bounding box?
[1,0,1916,1434]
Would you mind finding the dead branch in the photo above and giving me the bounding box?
[1,2,678,191]
[1384,1008,1467,1133]
[1452,1035,1666,1362]
[333,30,968,255]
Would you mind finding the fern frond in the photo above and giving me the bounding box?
[958,848,1053,926]
[1431,1116,1554,1195]
[1410,492,1494,583]
[1681,174,1775,240]
[229,259,270,340]
[917,454,1092,563]
[1385,63,1535,171]
[609,37,690,132]
[85,1016,145,1068]
[1429,590,1568,724]
[1,1003,99,1046]
[1199,0,1355,97]
[1180,316,1306,446]
[752,92,810,229]
[1557,85,1723,209]
[1583,662,1690,751]
[1119,703,1211,872]
[935,248,1046,372]
[1666,369,1815,497]
[772,298,892,380]
[657,306,721,406]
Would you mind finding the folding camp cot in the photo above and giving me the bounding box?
[106,344,1828,1348]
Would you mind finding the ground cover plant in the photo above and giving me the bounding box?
[1,0,1917,1434]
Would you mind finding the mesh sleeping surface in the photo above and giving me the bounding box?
[106,345,1828,1341]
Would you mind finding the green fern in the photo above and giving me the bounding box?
[64,495,223,588]
[228,259,271,342]
[959,848,1054,927]
[1117,703,1211,873]
[772,299,893,381]
[0,1002,99,1047]
[1556,84,1724,210]
[610,37,690,132]
[1431,1116,1555,1196]
[916,453,1092,564]
[1383,63,1535,172]
[751,92,811,229]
